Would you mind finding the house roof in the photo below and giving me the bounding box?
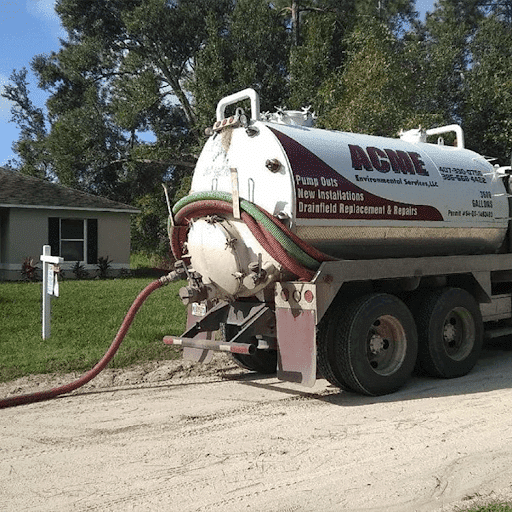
[0,167,140,213]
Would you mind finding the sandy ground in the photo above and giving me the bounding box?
[2,342,512,512]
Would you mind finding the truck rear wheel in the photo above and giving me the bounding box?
[231,351,278,374]
[317,299,354,392]
[413,287,483,378]
[324,294,418,396]
[222,323,277,374]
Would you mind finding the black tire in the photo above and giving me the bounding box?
[222,322,277,374]
[231,351,278,374]
[413,287,483,378]
[317,299,354,392]
[326,293,418,396]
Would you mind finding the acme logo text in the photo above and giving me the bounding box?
[349,144,429,176]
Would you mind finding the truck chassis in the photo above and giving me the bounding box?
[165,252,512,396]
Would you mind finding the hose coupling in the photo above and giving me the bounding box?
[159,270,183,285]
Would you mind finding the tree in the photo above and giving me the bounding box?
[1,69,50,177]
[464,13,512,163]
[189,0,288,130]
[8,0,512,255]
[415,0,484,126]
[410,0,512,158]
[481,0,512,24]
[288,9,340,109]
[317,18,438,136]
[3,0,231,199]
[285,0,415,110]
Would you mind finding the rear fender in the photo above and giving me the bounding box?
[275,283,317,387]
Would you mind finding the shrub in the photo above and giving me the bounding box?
[96,256,113,279]
[21,258,40,281]
[72,261,89,280]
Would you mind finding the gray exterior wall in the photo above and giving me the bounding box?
[0,208,8,270]
[97,212,132,264]
[0,207,133,280]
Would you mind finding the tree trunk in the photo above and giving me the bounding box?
[292,0,300,46]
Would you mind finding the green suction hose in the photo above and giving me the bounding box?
[172,191,321,271]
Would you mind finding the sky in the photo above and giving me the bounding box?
[0,0,437,168]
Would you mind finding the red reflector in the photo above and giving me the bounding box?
[304,290,314,303]
[163,336,174,345]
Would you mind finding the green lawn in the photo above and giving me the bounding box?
[0,278,187,382]
[460,503,512,512]
[3,278,512,512]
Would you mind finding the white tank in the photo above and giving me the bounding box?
[192,124,508,260]
[182,90,510,299]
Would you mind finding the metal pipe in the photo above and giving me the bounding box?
[216,88,260,122]
[163,336,256,355]
[426,125,465,149]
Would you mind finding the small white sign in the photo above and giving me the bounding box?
[47,264,54,296]
[53,275,59,298]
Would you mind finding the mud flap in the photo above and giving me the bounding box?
[275,308,316,387]
[183,307,214,364]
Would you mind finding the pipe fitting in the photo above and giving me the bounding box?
[179,285,208,305]
[265,158,282,173]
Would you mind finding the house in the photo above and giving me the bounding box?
[0,167,140,280]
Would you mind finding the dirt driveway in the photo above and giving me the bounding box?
[2,342,512,512]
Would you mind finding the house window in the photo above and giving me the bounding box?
[48,217,98,264]
[61,219,85,261]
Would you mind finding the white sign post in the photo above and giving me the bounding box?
[41,245,64,340]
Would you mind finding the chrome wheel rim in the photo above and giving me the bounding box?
[366,315,407,376]
[442,307,475,361]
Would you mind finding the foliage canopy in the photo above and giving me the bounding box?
[3,0,512,252]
